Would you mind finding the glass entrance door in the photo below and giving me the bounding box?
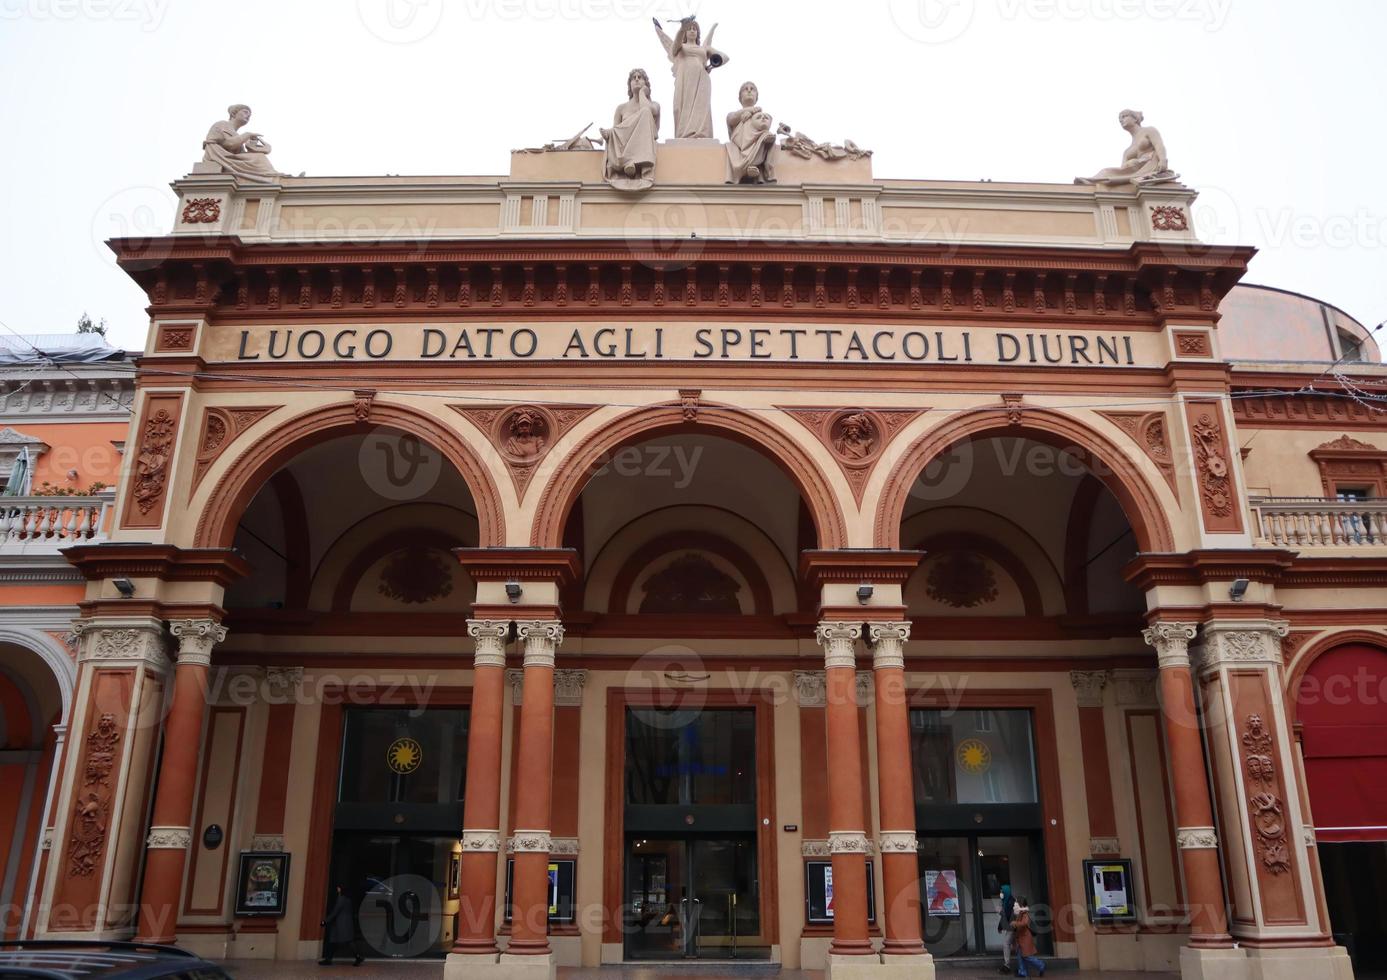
[624,836,763,960]
[917,833,1047,958]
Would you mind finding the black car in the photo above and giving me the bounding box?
[0,942,231,979]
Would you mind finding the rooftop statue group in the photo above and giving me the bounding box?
[192,23,1178,194]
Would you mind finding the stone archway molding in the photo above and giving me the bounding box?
[0,626,76,723]
[874,406,1177,553]
[194,399,505,549]
[530,402,848,549]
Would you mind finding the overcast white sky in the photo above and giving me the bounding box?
[1,0,1383,351]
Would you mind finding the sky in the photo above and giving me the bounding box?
[1,0,1383,352]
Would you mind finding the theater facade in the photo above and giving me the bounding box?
[16,74,1387,980]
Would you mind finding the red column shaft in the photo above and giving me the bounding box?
[506,663,555,955]
[134,661,209,943]
[454,661,506,954]
[874,663,925,955]
[1159,664,1232,946]
[825,663,872,956]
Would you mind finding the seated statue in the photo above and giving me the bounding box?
[602,69,661,191]
[202,104,282,182]
[726,81,777,184]
[1075,109,1179,187]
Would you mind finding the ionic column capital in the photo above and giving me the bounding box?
[169,619,228,667]
[866,621,910,670]
[516,620,564,668]
[815,622,862,670]
[1142,621,1199,670]
[468,619,509,669]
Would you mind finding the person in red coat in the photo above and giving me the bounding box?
[1011,897,1045,978]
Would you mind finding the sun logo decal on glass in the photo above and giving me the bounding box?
[956,738,992,775]
[387,737,423,775]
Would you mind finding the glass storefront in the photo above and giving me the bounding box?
[910,708,1049,958]
[327,708,469,958]
[623,708,767,960]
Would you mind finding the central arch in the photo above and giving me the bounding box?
[874,407,1177,553]
[531,404,847,549]
[194,400,504,549]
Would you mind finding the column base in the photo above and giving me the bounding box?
[444,951,500,979]
[826,951,935,980]
[1181,945,1248,980]
[1244,945,1354,980]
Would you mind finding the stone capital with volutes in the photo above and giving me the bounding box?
[169,619,228,667]
[468,619,509,669]
[1142,621,1199,670]
[866,621,910,670]
[815,622,862,670]
[516,620,564,668]
[793,670,826,707]
[554,668,587,706]
[1069,669,1110,708]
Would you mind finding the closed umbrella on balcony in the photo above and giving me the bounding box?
[3,446,30,496]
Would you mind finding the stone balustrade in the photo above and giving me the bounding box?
[1250,496,1387,548]
[0,495,112,550]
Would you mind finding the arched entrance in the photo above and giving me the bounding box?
[0,629,71,940]
[1295,639,1387,970]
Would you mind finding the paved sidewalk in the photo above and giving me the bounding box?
[224,962,1179,980]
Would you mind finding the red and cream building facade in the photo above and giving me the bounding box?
[17,137,1386,980]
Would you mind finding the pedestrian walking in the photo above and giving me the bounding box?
[996,883,1016,974]
[1012,895,1045,978]
[320,883,365,966]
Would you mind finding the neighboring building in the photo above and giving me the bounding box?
[17,91,1386,980]
[0,334,133,940]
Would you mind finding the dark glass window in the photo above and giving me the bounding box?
[338,708,470,804]
[908,708,1037,805]
[625,708,756,806]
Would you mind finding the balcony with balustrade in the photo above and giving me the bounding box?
[0,494,113,554]
[1249,496,1387,551]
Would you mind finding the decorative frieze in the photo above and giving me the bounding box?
[801,839,831,858]
[1089,836,1122,856]
[251,834,286,852]
[1176,827,1218,850]
[462,829,501,853]
[1111,668,1159,707]
[1197,621,1289,675]
[549,837,580,856]
[264,667,303,702]
[878,831,918,853]
[508,830,552,853]
[828,831,872,854]
[146,826,192,850]
[1069,669,1110,708]
[793,670,826,708]
[72,620,168,667]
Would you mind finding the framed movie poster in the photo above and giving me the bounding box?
[234,852,291,917]
[448,850,461,900]
[1082,858,1137,923]
[924,869,960,917]
[805,860,876,925]
[504,858,576,924]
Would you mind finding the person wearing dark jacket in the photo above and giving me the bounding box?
[1011,896,1045,978]
[997,883,1016,974]
[320,884,365,966]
